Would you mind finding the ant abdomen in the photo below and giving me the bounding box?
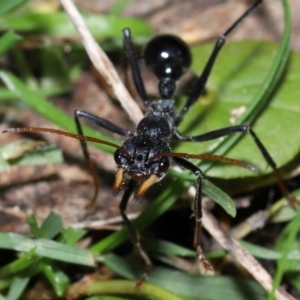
[144,35,192,81]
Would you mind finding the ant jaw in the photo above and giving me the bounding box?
[113,168,125,198]
[133,174,159,203]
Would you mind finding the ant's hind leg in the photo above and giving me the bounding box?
[173,157,213,272]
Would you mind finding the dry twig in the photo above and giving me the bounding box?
[59,0,143,125]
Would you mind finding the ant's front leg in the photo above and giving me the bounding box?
[175,125,297,207]
[173,157,213,272]
[118,178,152,287]
[74,109,133,207]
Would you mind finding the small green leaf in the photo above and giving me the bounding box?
[42,263,69,297]
[59,227,87,246]
[203,179,236,216]
[27,215,46,238]
[41,212,63,240]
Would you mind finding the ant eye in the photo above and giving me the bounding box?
[114,149,126,165]
[158,156,170,173]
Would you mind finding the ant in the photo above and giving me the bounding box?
[4,0,296,286]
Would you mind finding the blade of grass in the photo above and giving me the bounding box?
[7,275,30,300]
[0,232,94,267]
[102,254,267,300]
[41,263,69,297]
[269,205,300,299]
[67,278,182,300]
[0,248,39,278]
[0,70,117,153]
[40,212,63,240]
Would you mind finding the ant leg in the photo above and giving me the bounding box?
[123,28,149,107]
[175,124,297,206]
[176,0,262,124]
[74,109,133,207]
[119,178,152,287]
[173,157,213,271]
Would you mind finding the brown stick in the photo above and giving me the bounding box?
[59,0,143,125]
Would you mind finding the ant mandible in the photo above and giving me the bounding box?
[4,0,295,285]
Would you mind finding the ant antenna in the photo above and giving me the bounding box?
[3,127,133,208]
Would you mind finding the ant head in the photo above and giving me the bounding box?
[113,135,171,200]
[144,35,191,99]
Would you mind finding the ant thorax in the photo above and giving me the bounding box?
[144,99,177,139]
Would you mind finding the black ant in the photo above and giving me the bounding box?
[4,0,296,286]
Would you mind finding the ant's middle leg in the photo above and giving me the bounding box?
[173,156,213,271]
[175,124,296,206]
[118,178,152,287]
[74,109,133,207]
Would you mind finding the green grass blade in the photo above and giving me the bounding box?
[0,248,39,278]
[58,227,87,246]
[68,277,182,300]
[26,215,45,238]
[40,212,63,240]
[41,263,69,297]
[269,205,300,299]
[0,232,94,267]
[7,275,30,300]
[103,254,267,300]
[0,70,118,152]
